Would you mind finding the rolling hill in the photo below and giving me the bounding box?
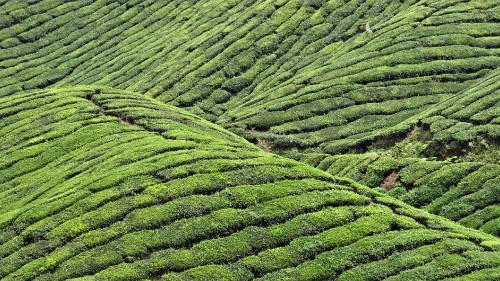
[1,0,499,280]
[0,0,499,153]
[300,153,500,236]
[0,87,499,280]
[285,68,500,236]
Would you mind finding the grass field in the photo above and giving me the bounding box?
[0,0,499,280]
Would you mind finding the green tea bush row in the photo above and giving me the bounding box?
[311,152,500,235]
[92,206,361,280]
[338,238,482,281]
[385,250,500,281]
[258,229,451,280]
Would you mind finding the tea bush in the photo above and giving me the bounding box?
[0,87,497,280]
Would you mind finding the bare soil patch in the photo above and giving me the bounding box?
[381,170,399,191]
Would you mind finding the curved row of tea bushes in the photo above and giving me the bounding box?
[1,0,499,154]
[0,87,498,280]
[420,66,500,145]
[308,153,499,236]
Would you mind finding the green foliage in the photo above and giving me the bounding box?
[312,152,500,235]
[303,0,325,9]
[0,0,496,158]
[0,0,499,279]
[0,87,498,280]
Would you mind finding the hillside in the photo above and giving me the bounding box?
[297,153,499,236]
[1,0,500,280]
[284,68,500,236]
[0,0,499,153]
[0,87,499,280]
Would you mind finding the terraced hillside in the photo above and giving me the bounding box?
[1,0,500,280]
[285,68,500,237]
[299,153,500,236]
[1,87,499,280]
[416,67,500,159]
[1,0,499,153]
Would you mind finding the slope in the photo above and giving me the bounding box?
[417,65,500,158]
[1,86,499,280]
[287,67,500,236]
[0,0,499,154]
[300,153,500,236]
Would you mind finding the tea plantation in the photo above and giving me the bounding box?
[291,68,500,237]
[1,0,499,153]
[302,153,499,236]
[1,0,499,280]
[0,87,499,280]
